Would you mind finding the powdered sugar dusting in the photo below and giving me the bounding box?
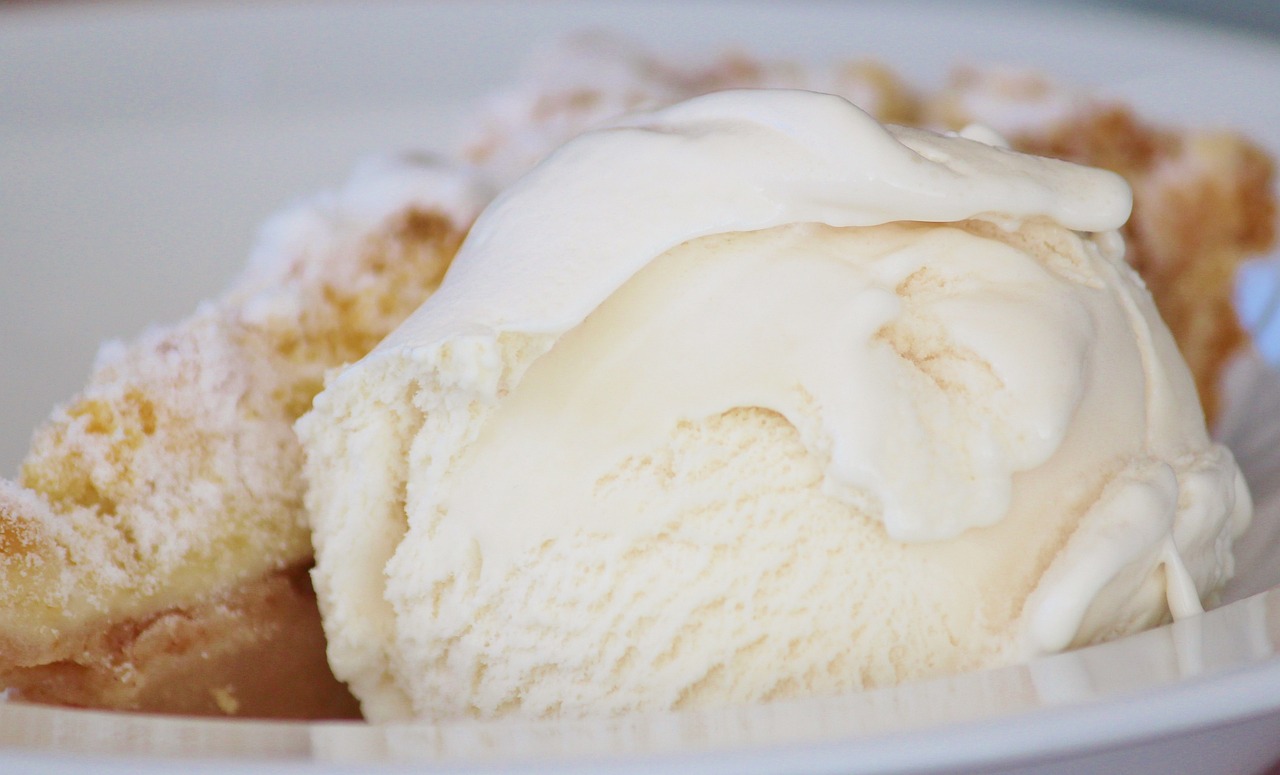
[0,157,484,678]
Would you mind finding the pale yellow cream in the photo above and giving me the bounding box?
[299,90,1249,722]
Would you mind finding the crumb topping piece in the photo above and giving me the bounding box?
[0,159,485,715]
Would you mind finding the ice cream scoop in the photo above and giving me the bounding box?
[297,90,1251,722]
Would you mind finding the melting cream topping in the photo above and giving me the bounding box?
[380,89,1131,350]
[306,90,1250,719]
[446,221,1098,549]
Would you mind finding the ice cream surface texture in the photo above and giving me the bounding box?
[298,90,1251,722]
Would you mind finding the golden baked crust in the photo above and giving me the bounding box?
[0,165,480,718]
[2,564,358,718]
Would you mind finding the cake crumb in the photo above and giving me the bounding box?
[211,686,240,715]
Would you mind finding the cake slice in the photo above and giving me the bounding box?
[0,158,486,717]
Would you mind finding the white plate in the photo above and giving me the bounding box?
[2,1,1279,773]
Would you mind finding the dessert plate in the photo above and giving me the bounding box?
[1,1,1279,773]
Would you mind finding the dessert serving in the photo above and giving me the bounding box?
[303,89,1250,721]
[0,39,1275,722]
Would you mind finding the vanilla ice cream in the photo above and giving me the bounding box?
[298,90,1251,722]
